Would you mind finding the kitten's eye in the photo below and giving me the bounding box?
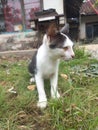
[63,47,68,51]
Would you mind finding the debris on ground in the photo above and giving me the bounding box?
[27,85,36,91]
[71,63,98,77]
[70,63,98,86]
[60,73,68,80]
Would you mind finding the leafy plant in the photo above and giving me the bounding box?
[74,45,89,59]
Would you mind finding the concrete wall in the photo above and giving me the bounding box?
[79,15,98,40]
[43,0,64,14]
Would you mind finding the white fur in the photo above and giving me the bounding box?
[34,33,74,108]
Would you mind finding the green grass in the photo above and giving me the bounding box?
[0,48,98,130]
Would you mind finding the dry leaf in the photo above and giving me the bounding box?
[27,85,36,91]
[18,125,27,130]
[60,73,68,79]
[8,87,17,94]
[71,103,76,108]
[66,108,70,112]
[95,97,98,101]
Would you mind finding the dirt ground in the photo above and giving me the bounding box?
[83,44,98,50]
[81,44,98,59]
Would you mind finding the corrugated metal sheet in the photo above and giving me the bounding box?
[80,0,98,15]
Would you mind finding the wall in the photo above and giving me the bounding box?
[3,0,23,32]
[24,0,40,29]
[79,15,98,40]
[43,0,64,14]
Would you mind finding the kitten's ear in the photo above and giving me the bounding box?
[47,23,58,38]
[60,23,69,34]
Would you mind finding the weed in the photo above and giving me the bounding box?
[74,45,89,59]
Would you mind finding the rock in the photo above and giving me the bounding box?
[12,44,22,50]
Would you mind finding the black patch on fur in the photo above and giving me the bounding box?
[28,51,37,75]
[49,33,66,49]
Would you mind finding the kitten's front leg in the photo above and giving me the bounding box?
[35,74,47,108]
[50,73,60,99]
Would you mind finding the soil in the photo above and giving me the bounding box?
[81,44,98,59]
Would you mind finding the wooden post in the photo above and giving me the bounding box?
[20,0,26,31]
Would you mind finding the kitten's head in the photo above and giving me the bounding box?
[43,23,75,60]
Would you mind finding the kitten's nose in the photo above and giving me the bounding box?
[71,54,75,58]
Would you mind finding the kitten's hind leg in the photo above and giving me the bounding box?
[30,76,35,83]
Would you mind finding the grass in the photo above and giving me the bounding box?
[0,47,98,130]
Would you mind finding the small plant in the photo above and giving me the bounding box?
[74,45,89,59]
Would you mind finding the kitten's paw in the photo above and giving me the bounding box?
[57,92,60,99]
[30,77,35,83]
[51,91,60,99]
[37,101,47,109]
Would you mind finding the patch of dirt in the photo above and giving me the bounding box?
[83,44,98,50]
[81,44,98,59]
